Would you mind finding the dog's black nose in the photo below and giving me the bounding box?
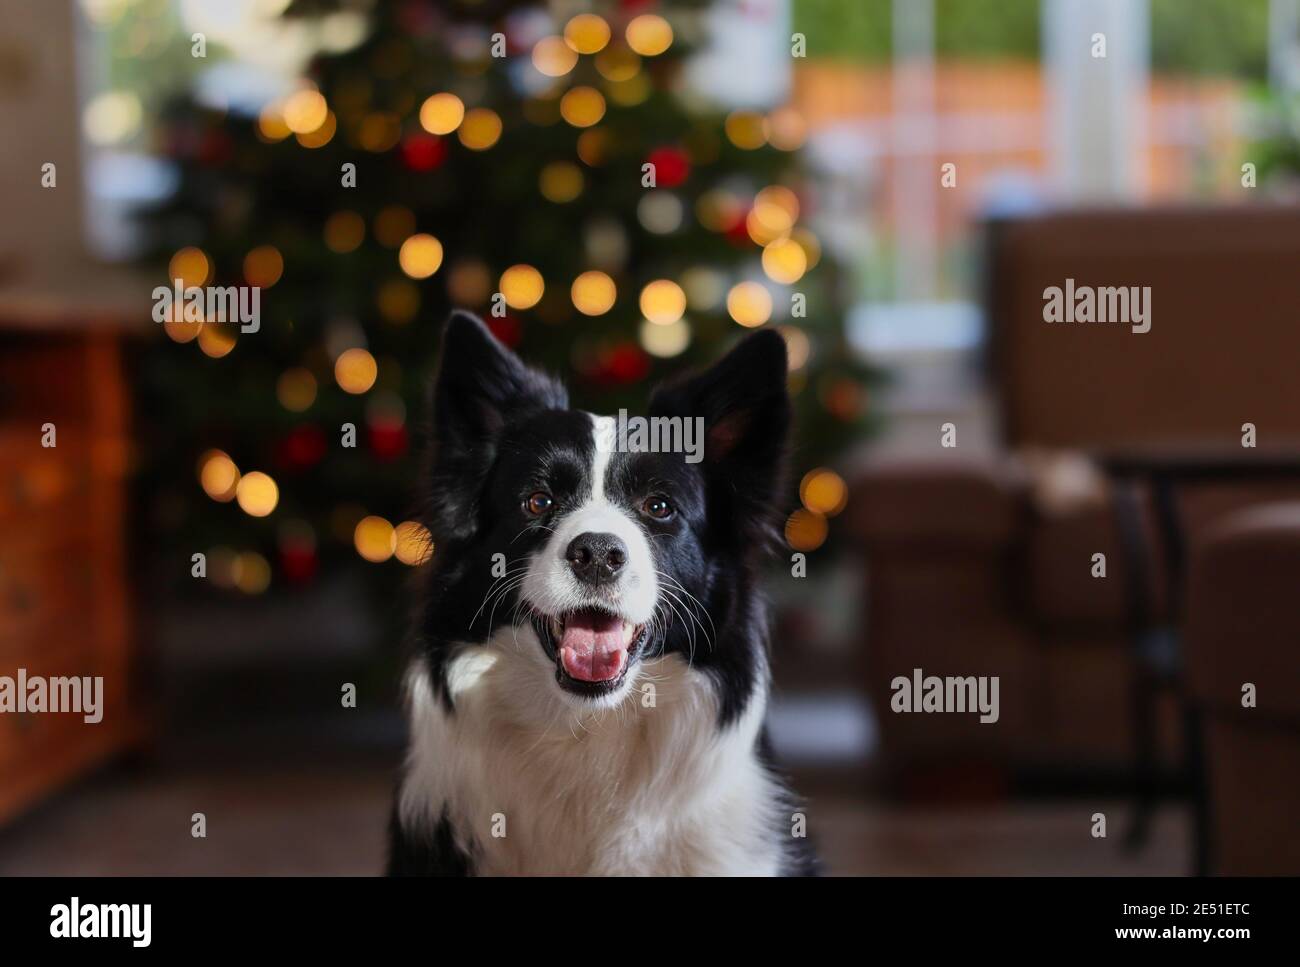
[565,532,627,585]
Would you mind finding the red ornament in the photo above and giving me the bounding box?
[486,314,523,348]
[646,146,690,188]
[368,421,409,461]
[604,342,650,384]
[279,543,318,584]
[277,424,327,470]
[401,133,447,171]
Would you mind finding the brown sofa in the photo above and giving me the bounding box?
[1185,503,1300,875]
[853,206,1300,800]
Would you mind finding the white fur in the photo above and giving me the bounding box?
[398,622,785,876]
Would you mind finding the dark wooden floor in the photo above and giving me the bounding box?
[0,756,1189,876]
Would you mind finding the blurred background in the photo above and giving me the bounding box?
[2,0,1298,875]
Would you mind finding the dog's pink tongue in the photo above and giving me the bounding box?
[559,611,629,682]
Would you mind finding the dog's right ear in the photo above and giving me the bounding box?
[426,311,566,540]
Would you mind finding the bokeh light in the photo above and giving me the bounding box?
[499,264,545,310]
[354,515,396,563]
[595,46,640,82]
[398,233,444,279]
[419,92,464,135]
[779,326,812,371]
[639,279,686,325]
[169,246,211,287]
[785,509,828,551]
[725,110,767,150]
[800,468,849,517]
[243,245,284,288]
[236,471,280,518]
[198,449,240,502]
[762,237,808,284]
[639,318,691,357]
[626,14,673,56]
[539,161,584,202]
[533,35,578,77]
[235,551,272,594]
[560,86,606,128]
[324,210,366,253]
[282,89,328,134]
[335,348,378,394]
[458,108,503,149]
[565,14,611,54]
[727,281,773,327]
[198,324,237,358]
[394,521,434,566]
[296,111,336,148]
[277,368,318,412]
[571,270,617,316]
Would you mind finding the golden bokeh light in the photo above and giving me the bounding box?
[394,520,434,566]
[532,35,578,77]
[377,278,420,324]
[571,270,617,316]
[780,325,812,371]
[565,14,611,54]
[243,245,284,287]
[257,102,291,142]
[762,237,808,285]
[398,233,444,279]
[626,14,673,56]
[236,471,279,518]
[604,74,652,107]
[800,468,849,517]
[458,108,502,150]
[164,314,202,344]
[419,92,465,135]
[560,86,606,128]
[576,128,609,166]
[354,515,396,563]
[235,551,272,594]
[198,323,237,358]
[296,110,336,148]
[447,259,492,305]
[324,210,365,253]
[727,281,773,328]
[499,264,545,310]
[639,279,686,325]
[539,161,584,202]
[639,317,691,358]
[358,111,402,152]
[595,46,641,82]
[725,110,767,150]
[792,227,822,269]
[198,449,240,502]
[282,89,328,134]
[765,107,807,151]
[169,246,211,287]
[785,509,828,551]
[276,368,317,412]
[335,347,378,394]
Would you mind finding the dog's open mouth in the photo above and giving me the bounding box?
[532,607,646,695]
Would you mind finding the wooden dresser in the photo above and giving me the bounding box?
[0,316,144,824]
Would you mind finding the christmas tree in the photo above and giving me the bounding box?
[138,0,876,605]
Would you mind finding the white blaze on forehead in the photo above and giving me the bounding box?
[590,414,616,501]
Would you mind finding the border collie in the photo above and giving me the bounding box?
[388,311,816,876]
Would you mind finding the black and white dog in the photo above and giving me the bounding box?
[388,311,815,876]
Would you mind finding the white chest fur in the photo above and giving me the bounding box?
[399,625,784,876]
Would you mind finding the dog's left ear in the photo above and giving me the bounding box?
[650,329,790,546]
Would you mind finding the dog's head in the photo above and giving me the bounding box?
[423,311,789,710]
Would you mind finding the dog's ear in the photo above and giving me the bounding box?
[650,329,790,550]
[426,311,566,540]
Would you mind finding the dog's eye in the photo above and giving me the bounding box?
[642,496,674,520]
[524,492,554,516]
